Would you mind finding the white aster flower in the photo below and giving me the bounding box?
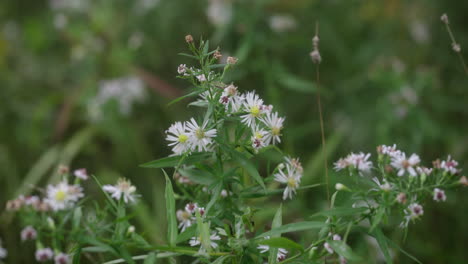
[377,144,402,158]
[274,164,302,200]
[391,153,420,176]
[54,253,70,264]
[219,84,244,113]
[348,152,373,173]
[241,91,265,128]
[166,121,191,155]
[177,209,194,232]
[103,178,138,204]
[186,118,217,152]
[334,158,349,171]
[416,166,432,176]
[332,234,342,241]
[440,155,459,174]
[189,232,221,250]
[251,125,268,149]
[177,64,187,75]
[433,188,446,202]
[21,226,37,241]
[35,248,54,262]
[261,112,285,145]
[73,168,88,180]
[0,246,6,259]
[45,182,83,211]
[258,236,288,261]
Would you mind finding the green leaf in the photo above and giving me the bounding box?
[328,240,360,261]
[176,225,197,244]
[177,53,198,59]
[259,237,304,252]
[312,207,368,217]
[268,205,282,264]
[178,167,217,186]
[370,206,385,232]
[143,252,157,264]
[206,181,223,212]
[256,221,326,238]
[72,207,82,231]
[385,237,421,264]
[211,255,231,264]
[140,152,213,169]
[163,170,178,246]
[227,148,265,191]
[167,90,203,106]
[372,228,393,264]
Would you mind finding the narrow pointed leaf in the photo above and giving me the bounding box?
[163,170,178,246]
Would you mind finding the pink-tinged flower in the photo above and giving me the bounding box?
[54,253,70,264]
[324,242,334,254]
[334,152,372,173]
[177,64,187,75]
[391,153,420,176]
[416,166,432,176]
[433,188,446,202]
[21,226,37,241]
[73,168,88,180]
[103,178,138,204]
[35,248,54,262]
[396,193,407,204]
[440,155,459,174]
[251,125,268,150]
[377,144,402,158]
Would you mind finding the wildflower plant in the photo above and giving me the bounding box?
[4,36,467,264]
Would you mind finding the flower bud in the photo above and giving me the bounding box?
[47,217,55,230]
[452,43,461,53]
[335,183,348,191]
[214,49,222,59]
[227,56,238,65]
[396,192,407,204]
[57,165,69,175]
[310,50,321,64]
[459,176,468,187]
[440,13,449,24]
[127,225,135,235]
[185,34,193,43]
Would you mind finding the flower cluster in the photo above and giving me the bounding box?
[334,144,465,228]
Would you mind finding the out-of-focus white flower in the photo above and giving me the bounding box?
[261,112,285,145]
[440,155,459,175]
[54,253,70,264]
[53,13,68,29]
[177,64,187,75]
[396,192,407,204]
[241,91,265,128]
[433,188,446,202]
[49,0,89,11]
[45,182,83,211]
[196,74,207,82]
[73,168,88,180]
[334,152,372,173]
[166,121,191,155]
[0,238,7,259]
[88,76,146,121]
[269,15,297,33]
[335,183,347,191]
[333,234,342,241]
[274,163,302,200]
[35,248,54,262]
[377,144,402,158]
[103,178,138,204]
[416,166,432,176]
[206,0,232,27]
[389,86,418,118]
[324,242,334,254]
[409,20,430,44]
[128,31,144,50]
[21,226,37,241]
[186,118,217,152]
[391,153,420,177]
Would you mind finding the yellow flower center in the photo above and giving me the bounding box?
[272,126,281,136]
[55,190,66,201]
[195,129,205,139]
[178,134,188,143]
[250,106,260,117]
[255,132,263,139]
[287,178,296,188]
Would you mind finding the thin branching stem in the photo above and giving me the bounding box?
[443,19,468,75]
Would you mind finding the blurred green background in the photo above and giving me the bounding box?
[1,0,467,263]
